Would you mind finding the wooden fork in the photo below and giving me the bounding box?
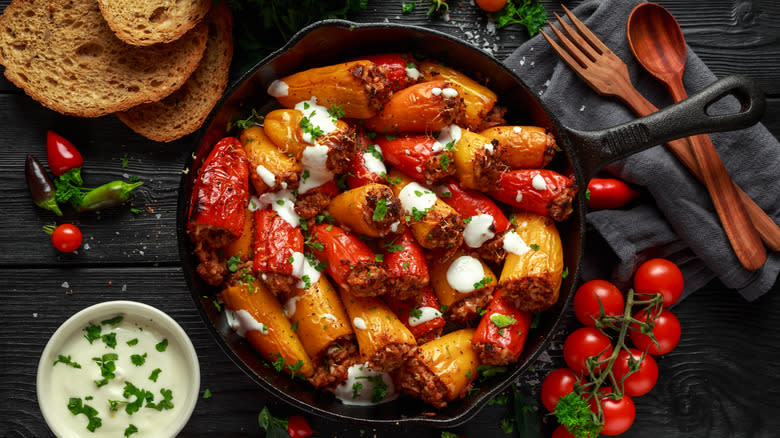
[541,5,778,268]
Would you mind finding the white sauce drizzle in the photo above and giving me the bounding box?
[352,317,367,330]
[334,363,398,406]
[398,182,437,214]
[299,144,334,194]
[446,255,485,293]
[503,230,531,256]
[289,252,306,279]
[362,148,387,177]
[256,165,276,188]
[512,126,523,134]
[515,191,523,203]
[228,309,269,337]
[463,214,495,248]
[322,313,338,322]
[248,196,262,212]
[431,87,443,96]
[483,142,494,154]
[432,124,462,152]
[267,80,289,97]
[283,296,303,318]
[405,67,421,81]
[409,307,442,327]
[390,221,400,233]
[441,87,459,98]
[294,97,338,144]
[256,190,300,227]
[532,173,547,190]
[296,257,323,289]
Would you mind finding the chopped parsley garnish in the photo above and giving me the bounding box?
[301,169,310,181]
[440,304,449,313]
[386,175,402,185]
[352,382,363,398]
[149,368,162,382]
[124,424,138,437]
[463,216,473,224]
[291,321,299,332]
[494,0,548,36]
[130,207,143,214]
[500,417,515,434]
[202,388,212,399]
[477,364,508,380]
[562,266,569,279]
[409,306,423,319]
[288,255,295,263]
[384,134,397,141]
[355,375,388,403]
[121,153,129,168]
[92,353,119,387]
[406,61,417,69]
[414,190,424,197]
[476,307,487,316]
[365,143,383,160]
[401,1,416,13]
[276,199,285,206]
[488,392,510,406]
[101,332,117,349]
[440,154,451,170]
[473,276,493,290]
[328,104,345,119]
[227,255,242,273]
[402,262,410,270]
[365,131,377,140]
[155,338,168,352]
[53,354,82,369]
[441,190,452,198]
[372,198,388,222]
[554,392,602,438]
[529,244,540,251]
[231,108,263,130]
[300,115,325,140]
[67,397,102,432]
[490,313,518,328]
[301,274,312,289]
[383,243,404,252]
[101,316,123,326]
[146,388,174,411]
[314,260,328,272]
[83,324,101,344]
[585,189,591,202]
[130,353,147,366]
[411,206,429,221]
[304,233,325,252]
[212,299,222,312]
[271,353,286,372]
[530,311,542,329]
[374,254,384,263]
[442,432,460,438]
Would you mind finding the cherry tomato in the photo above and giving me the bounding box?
[573,280,625,326]
[630,308,681,355]
[552,424,576,438]
[287,414,313,438]
[541,368,579,412]
[476,0,508,13]
[633,258,684,307]
[46,131,83,177]
[612,348,658,397]
[586,178,639,210]
[590,388,636,436]
[51,223,82,253]
[563,327,613,375]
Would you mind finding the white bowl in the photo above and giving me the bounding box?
[37,301,200,438]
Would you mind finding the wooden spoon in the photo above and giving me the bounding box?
[627,2,766,271]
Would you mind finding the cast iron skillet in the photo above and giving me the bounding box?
[177,20,765,427]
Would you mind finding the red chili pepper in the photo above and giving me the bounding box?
[359,53,418,90]
[310,223,387,296]
[586,178,640,210]
[439,180,510,234]
[384,286,445,343]
[188,137,249,239]
[253,209,303,275]
[375,134,454,183]
[381,229,429,285]
[472,290,532,365]
[346,124,387,188]
[46,131,84,183]
[489,169,577,222]
[287,414,313,438]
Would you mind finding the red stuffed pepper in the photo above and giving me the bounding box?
[253,208,304,295]
[310,224,388,297]
[295,180,340,223]
[471,290,532,366]
[376,134,455,184]
[359,53,422,91]
[438,180,510,263]
[189,137,250,285]
[489,169,577,222]
[384,286,445,344]
[346,124,388,189]
[381,230,430,300]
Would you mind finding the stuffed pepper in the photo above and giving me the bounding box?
[471,290,533,366]
[253,208,304,295]
[429,250,497,324]
[358,53,423,91]
[489,169,577,222]
[364,81,463,133]
[384,286,445,344]
[346,124,388,189]
[380,230,430,300]
[327,183,404,238]
[375,130,457,184]
[240,126,300,195]
[479,125,557,169]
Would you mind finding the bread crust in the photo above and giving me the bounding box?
[116,3,233,142]
[98,0,212,46]
[0,0,208,117]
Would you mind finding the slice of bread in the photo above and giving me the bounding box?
[0,0,208,117]
[98,0,212,46]
[116,3,233,142]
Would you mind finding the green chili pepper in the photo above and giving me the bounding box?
[25,155,63,216]
[75,181,143,212]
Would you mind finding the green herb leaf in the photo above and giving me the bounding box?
[101,316,123,326]
[562,266,569,279]
[477,364,507,380]
[473,276,493,290]
[490,313,518,328]
[54,354,82,369]
[555,392,601,438]
[355,374,388,403]
[440,153,451,170]
[231,108,263,131]
[409,306,423,319]
[149,368,162,382]
[101,332,117,349]
[493,0,547,36]
[441,432,459,438]
[258,406,289,438]
[530,311,541,329]
[529,243,540,251]
[124,424,138,437]
[300,115,325,140]
[202,388,212,399]
[374,254,384,263]
[401,1,416,13]
[463,216,473,224]
[67,397,102,432]
[500,417,515,434]
[328,104,345,119]
[352,382,363,398]
[127,338,139,346]
[131,353,147,366]
[83,324,102,344]
[121,153,129,169]
[411,206,429,221]
[372,198,388,222]
[146,388,174,411]
[585,189,591,202]
[155,339,168,352]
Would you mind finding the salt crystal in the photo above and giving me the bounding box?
[139,250,145,255]
[580,105,586,112]
[520,57,526,66]
[544,79,551,87]
[61,281,69,288]
[155,213,162,219]
[33,313,38,318]
[83,243,90,250]
[122,284,127,292]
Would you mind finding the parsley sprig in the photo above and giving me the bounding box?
[493,0,548,36]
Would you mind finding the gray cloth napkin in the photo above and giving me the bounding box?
[503,0,780,301]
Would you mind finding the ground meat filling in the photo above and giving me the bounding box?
[344,260,388,296]
[351,63,393,114]
[384,276,428,301]
[474,104,507,132]
[422,211,465,251]
[445,286,495,324]
[549,182,577,222]
[436,88,462,127]
[308,339,359,390]
[295,190,333,222]
[474,232,507,264]
[260,271,298,296]
[502,275,559,312]
[473,142,509,192]
[422,151,456,183]
[397,354,452,409]
[473,341,516,366]
[367,342,415,372]
[190,224,234,285]
[362,187,402,237]
[321,127,358,175]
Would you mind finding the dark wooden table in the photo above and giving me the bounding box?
[1,1,778,437]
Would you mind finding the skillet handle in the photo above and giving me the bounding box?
[568,75,766,180]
